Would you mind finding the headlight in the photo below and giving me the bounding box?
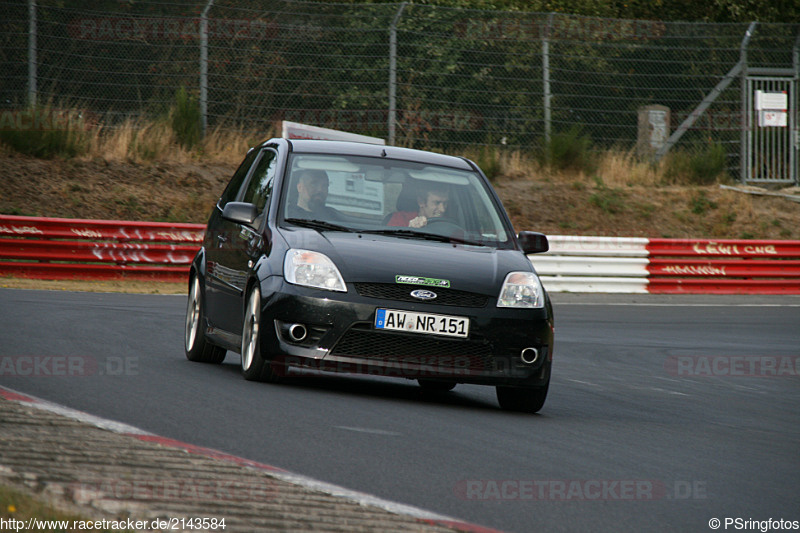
[497,271,545,308]
[284,249,347,292]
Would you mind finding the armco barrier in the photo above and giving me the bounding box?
[2,215,799,293]
[531,236,800,294]
[0,215,204,282]
[646,238,800,294]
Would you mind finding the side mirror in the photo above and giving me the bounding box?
[518,231,549,254]
[222,202,259,227]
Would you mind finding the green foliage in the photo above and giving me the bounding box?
[170,87,202,149]
[332,0,796,22]
[689,191,718,215]
[465,145,502,181]
[689,142,727,184]
[663,143,727,185]
[541,126,597,174]
[589,176,625,214]
[0,105,88,159]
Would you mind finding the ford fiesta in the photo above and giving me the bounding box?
[185,139,554,413]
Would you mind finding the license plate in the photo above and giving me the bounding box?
[375,309,469,338]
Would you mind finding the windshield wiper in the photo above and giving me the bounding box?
[364,228,484,246]
[284,218,355,233]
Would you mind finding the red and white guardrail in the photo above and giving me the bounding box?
[0,215,204,282]
[531,235,800,294]
[1,215,799,293]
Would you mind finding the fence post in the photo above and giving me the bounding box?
[200,0,215,137]
[388,2,407,146]
[27,0,37,106]
[542,13,554,148]
[739,22,756,182]
[793,30,800,185]
[653,22,755,166]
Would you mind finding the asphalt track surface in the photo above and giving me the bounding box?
[1,288,798,533]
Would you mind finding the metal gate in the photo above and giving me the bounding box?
[743,76,797,184]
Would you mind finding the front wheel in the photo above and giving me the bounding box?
[240,284,281,383]
[496,381,549,414]
[185,276,226,364]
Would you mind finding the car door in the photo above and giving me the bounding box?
[206,147,278,336]
[204,147,259,334]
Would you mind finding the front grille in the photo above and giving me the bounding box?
[354,283,488,308]
[330,327,494,372]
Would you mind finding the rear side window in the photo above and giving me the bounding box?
[218,148,259,207]
[241,149,277,215]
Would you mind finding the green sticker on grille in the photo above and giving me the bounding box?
[395,275,450,288]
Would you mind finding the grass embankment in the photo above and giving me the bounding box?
[1,104,799,241]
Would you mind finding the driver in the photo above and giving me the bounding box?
[387,185,449,228]
[287,169,340,220]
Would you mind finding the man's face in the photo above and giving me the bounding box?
[418,191,448,219]
[298,174,329,210]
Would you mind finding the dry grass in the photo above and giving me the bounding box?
[84,119,176,163]
[22,111,713,190]
[498,150,541,179]
[79,118,272,165]
[200,124,275,165]
[595,149,662,187]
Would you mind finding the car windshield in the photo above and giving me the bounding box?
[280,153,515,248]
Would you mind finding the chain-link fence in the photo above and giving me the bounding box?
[2,0,799,181]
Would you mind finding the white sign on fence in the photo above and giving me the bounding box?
[755,90,788,111]
[755,91,789,128]
[759,110,788,127]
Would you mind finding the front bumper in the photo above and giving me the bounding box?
[257,276,554,387]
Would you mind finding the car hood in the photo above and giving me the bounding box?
[280,228,536,295]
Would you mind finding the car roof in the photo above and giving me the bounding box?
[271,139,475,172]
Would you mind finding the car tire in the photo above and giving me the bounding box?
[240,284,282,383]
[418,379,456,392]
[496,381,549,413]
[185,275,226,364]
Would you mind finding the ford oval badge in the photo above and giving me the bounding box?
[410,289,437,301]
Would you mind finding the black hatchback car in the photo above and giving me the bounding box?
[185,139,554,412]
